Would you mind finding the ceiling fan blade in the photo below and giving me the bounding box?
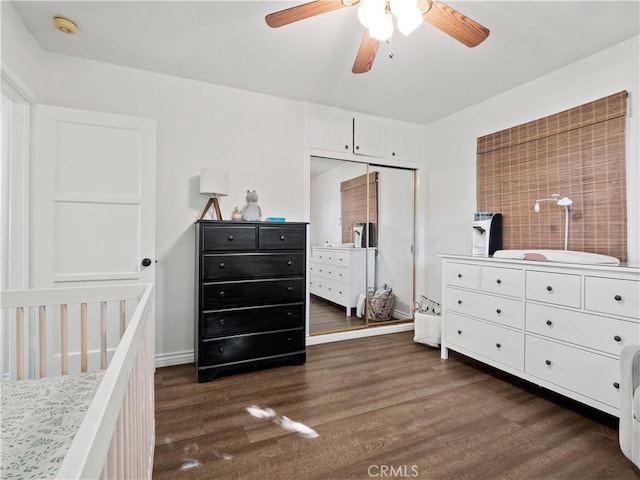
[422,0,490,47]
[265,0,348,28]
[352,29,379,74]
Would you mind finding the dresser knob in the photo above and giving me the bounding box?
[546,285,553,292]
[545,360,552,366]
[287,286,293,293]
[219,291,225,298]
[287,260,292,266]
[227,235,234,241]
[546,320,553,326]
[218,318,225,325]
[496,279,502,284]
[219,262,225,269]
[218,346,224,353]
[457,300,462,305]
[496,309,502,314]
[614,294,622,301]
[496,343,501,348]
[457,273,462,278]
[457,329,462,335]
[287,311,293,317]
[613,382,620,389]
[614,335,622,342]
[280,235,286,241]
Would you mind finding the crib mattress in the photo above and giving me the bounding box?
[0,371,104,479]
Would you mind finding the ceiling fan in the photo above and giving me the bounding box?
[265,0,490,74]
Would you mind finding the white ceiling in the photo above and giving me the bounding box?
[10,0,640,124]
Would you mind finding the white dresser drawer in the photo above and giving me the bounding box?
[446,287,523,329]
[481,266,524,298]
[585,276,640,320]
[446,313,523,370]
[445,262,479,290]
[525,336,620,408]
[526,271,581,308]
[526,303,639,355]
[323,265,348,284]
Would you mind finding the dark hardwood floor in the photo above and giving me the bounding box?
[309,295,409,335]
[153,331,639,480]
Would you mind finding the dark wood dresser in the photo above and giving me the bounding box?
[195,220,307,382]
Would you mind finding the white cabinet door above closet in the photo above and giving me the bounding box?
[353,115,386,158]
[308,107,352,154]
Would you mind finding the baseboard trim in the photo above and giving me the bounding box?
[307,322,414,345]
[154,324,415,366]
[155,350,193,368]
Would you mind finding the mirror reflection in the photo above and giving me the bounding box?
[309,156,415,335]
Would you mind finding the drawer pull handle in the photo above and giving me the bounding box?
[280,235,285,241]
[546,320,553,326]
[545,360,552,366]
[287,286,293,292]
[219,262,225,269]
[218,346,224,353]
[614,382,620,389]
[457,300,462,305]
[614,335,622,342]
[287,260,293,266]
[614,294,622,301]
[457,273,462,278]
[457,329,462,335]
[496,343,501,348]
[287,312,293,317]
[227,235,234,241]
[496,279,502,284]
[496,309,502,314]
[546,285,553,292]
[218,291,225,298]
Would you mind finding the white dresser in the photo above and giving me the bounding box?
[441,254,640,417]
[310,247,376,315]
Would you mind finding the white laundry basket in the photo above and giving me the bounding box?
[413,312,441,347]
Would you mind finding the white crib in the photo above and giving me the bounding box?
[0,284,155,479]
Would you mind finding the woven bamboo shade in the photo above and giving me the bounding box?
[340,172,378,244]
[477,91,628,261]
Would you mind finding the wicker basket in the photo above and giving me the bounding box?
[366,294,396,322]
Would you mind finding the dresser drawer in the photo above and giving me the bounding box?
[202,253,305,280]
[445,262,479,290]
[526,271,581,308]
[310,277,347,305]
[526,303,639,355]
[201,303,304,339]
[584,276,640,320]
[202,278,305,310]
[258,226,305,250]
[481,266,524,298]
[525,335,620,408]
[446,312,523,370]
[200,329,305,365]
[202,225,256,251]
[313,249,349,266]
[446,287,523,329]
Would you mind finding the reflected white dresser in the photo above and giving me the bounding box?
[441,254,640,417]
[310,247,376,315]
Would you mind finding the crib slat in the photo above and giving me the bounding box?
[81,303,88,373]
[101,301,107,370]
[61,304,69,375]
[39,306,47,378]
[120,300,126,338]
[16,307,24,380]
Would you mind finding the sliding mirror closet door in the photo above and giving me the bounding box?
[309,157,369,334]
[364,165,415,325]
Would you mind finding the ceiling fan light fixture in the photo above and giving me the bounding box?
[369,11,393,41]
[395,3,423,35]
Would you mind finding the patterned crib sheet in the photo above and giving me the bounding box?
[0,371,104,479]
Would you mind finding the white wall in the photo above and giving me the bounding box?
[421,36,640,301]
[38,55,305,363]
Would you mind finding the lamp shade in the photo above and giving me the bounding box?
[200,168,229,196]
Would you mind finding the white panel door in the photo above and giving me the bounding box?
[32,105,156,287]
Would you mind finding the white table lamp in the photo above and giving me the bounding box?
[199,168,229,220]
